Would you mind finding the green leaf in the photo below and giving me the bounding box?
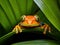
[34,0,60,40]
[0,6,11,32]
[12,40,59,45]
[9,0,21,22]
[0,0,17,26]
[0,32,15,44]
[37,10,60,41]
[34,0,60,32]
[0,0,60,44]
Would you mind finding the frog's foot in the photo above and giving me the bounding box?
[40,24,51,34]
[12,25,22,34]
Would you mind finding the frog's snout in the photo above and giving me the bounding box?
[27,20,32,24]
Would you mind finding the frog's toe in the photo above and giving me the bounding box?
[18,27,22,33]
[40,24,51,34]
[43,24,51,34]
[48,27,51,33]
[43,25,48,34]
[15,28,19,34]
[12,27,19,34]
[12,25,22,34]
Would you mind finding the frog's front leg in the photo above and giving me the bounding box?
[40,22,51,34]
[12,24,22,34]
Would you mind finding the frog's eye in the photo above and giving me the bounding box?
[34,15,39,21]
[22,15,26,20]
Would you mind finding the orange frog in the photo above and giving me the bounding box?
[12,15,51,34]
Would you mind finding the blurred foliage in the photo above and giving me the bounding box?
[0,0,39,36]
[12,40,59,45]
[0,0,60,45]
[34,0,60,41]
[34,0,60,31]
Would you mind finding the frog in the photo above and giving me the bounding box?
[12,15,51,34]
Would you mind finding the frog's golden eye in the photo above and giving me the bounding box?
[34,15,39,21]
[22,15,26,20]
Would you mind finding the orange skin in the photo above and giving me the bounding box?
[20,16,40,27]
[12,15,51,34]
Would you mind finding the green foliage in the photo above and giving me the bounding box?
[0,0,39,35]
[34,0,60,31]
[34,0,60,41]
[12,40,59,45]
[0,0,60,45]
[0,32,15,44]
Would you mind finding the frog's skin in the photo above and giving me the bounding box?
[12,15,51,34]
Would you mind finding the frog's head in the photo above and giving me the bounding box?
[20,15,40,27]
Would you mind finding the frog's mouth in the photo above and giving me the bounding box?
[20,23,39,27]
